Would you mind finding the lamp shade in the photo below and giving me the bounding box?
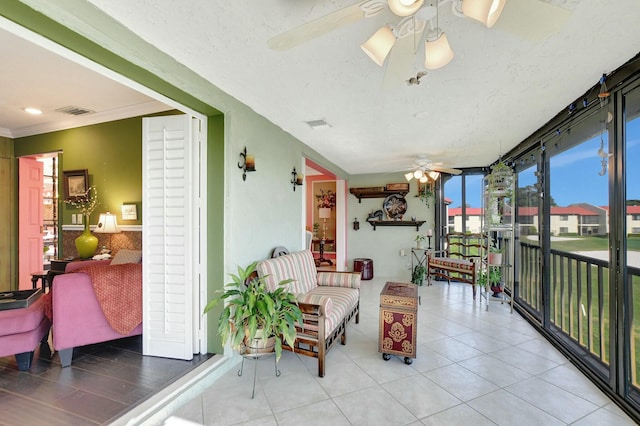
[388,0,424,17]
[404,172,414,182]
[318,207,332,219]
[413,169,423,180]
[427,171,440,181]
[462,0,506,28]
[361,26,396,66]
[95,212,121,234]
[424,32,454,70]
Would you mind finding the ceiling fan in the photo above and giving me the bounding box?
[403,155,462,183]
[268,0,507,84]
[268,0,575,85]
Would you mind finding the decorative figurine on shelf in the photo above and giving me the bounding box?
[367,209,384,222]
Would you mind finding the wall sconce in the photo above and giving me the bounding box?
[238,146,256,181]
[291,167,304,191]
[353,217,360,231]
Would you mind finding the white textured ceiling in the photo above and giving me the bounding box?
[0,23,171,139]
[6,1,640,175]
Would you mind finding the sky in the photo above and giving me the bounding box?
[445,118,640,208]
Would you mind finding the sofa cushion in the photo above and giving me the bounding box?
[111,249,142,265]
[257,250,317,293]
[317,271,361,289]
[429,257,474,273]
[296,293,333,317]
[307,286,359,335]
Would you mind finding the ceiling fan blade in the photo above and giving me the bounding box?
[494,0,571,41]
[429,165,462,175]
[381,21,425,89]
[268,1,377,51]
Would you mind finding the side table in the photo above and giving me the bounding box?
[379,281,418,365]
[30,271,49,292]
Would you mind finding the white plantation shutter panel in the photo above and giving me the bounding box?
[142,114,194,360]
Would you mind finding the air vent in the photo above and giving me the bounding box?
[55,105,95,116]
[305,119,331,129]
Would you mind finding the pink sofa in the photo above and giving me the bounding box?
[52,259,142,367]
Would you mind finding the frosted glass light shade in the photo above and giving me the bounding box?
[427,171,440,181]
[413,169,423,179]
[361,26,396,66]
[388,0,424,17]
[424,33,454,69]
[404,172,414,182]
[419,175,428,183]
[95,212,121,234]
[462,0,506,28]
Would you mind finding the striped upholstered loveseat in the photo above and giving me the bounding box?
[257,249,360,377]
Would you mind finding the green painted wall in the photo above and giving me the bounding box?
[15,116,145,228]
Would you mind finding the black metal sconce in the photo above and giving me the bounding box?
[238,146,255,181]
[353,217,359,231]
[291,167,304,191]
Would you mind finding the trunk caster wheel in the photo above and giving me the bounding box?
[382,353,391,361]
[404,357,413,365]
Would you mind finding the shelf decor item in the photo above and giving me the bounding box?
[64,185,100,259]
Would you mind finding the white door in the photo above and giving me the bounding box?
[142,114,201,359]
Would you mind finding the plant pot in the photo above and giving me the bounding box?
[416,240,423,249]
[488,252,502,265]
[75,218,98,259]
[242,328,276,356]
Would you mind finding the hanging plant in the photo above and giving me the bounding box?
[415,182,434,207]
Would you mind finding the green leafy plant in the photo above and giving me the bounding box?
[203,262,303,361]
[414,234,427,242]
[412,265,427,285]
[478,267,502,288]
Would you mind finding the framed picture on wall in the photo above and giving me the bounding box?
[121,203,138,220]
[63,169,89,200]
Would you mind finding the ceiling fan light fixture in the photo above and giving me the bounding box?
[413,169,423,179]
[404,172,414,182]
[360,26,396,66]
[427,171,440,181]
[388,0,424,17]
[424,32,454,70]
[462,0,506,28]
[419,175,428,183]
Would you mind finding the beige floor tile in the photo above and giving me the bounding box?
[424,337,484,362]
[333,386,417,425]
[313,357,377,397]
[489,345,561,375]
[407,345,454,373]
[274,399,350,425]
[467,389,565,425]
[353,352,418,384]
[420,404,496,426]
[200,380,273,425]
[459,354,531,387]
[382,374,461,419]
[452,331,511,353]
[537,364,611,406]
[506,377,599,423]
[424,363,499,401]
[571,406,638,426]
[516,338,570,364]
[261,371,329,413]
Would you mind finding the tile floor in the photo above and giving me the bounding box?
[166,277,637,425]
[0,335,211,425]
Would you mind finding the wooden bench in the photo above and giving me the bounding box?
[427,232,485,299]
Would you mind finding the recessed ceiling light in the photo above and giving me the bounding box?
[24,107,43,115]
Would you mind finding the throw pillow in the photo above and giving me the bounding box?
[111,249,142,265]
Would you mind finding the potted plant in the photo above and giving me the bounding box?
[488,266,503,297]
[412,264,427,285]
[203,262,303,361]
[414,234,427,249]
[488,245,503,266]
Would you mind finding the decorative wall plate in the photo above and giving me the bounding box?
[383,194,407,220]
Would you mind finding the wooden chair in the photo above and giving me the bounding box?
[427,232,485,299]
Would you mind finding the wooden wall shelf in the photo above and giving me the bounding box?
[349,188,409,203]
[367,220,425,231]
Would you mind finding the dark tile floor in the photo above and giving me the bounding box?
[0,336,212,425]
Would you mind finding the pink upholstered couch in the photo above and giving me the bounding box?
[52,259,142,367]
